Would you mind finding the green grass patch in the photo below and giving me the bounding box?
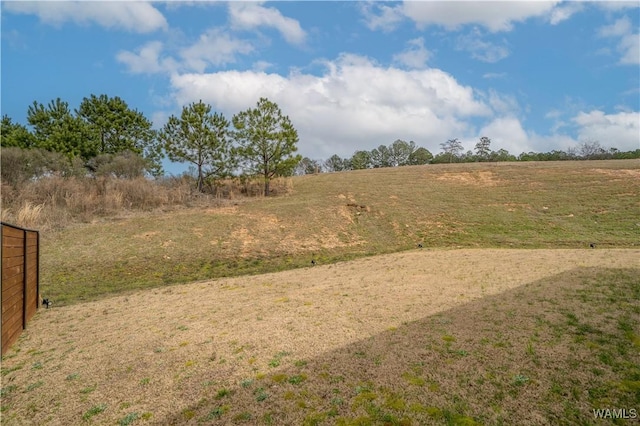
[118,412,139,426]
[82,404,107,421]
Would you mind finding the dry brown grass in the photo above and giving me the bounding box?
[0,175,293,231]
[1,248,638,425]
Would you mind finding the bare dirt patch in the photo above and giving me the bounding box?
[435,171,500,186]
[2,249,638,425]
[591,168,640,180]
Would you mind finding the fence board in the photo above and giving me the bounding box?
[2,321,22,341]
[2,326,23,349]
[2,283,24,303]
[2,223,40,355]
[2,237,23,248]
[2,299,22,319]
[2,273,24,290]
[2,271,24,286]
[3,266,24,282]
[2,247,25,258]
[2,226,22,238]
[2,327,22,351]
[2,302,23,324]
[2,256,24,268]
[2,279,24,296]
[2,278,24,292]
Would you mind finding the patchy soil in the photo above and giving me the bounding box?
[592,168,640,179]
[1,249,638,425]
[435,171,500,186]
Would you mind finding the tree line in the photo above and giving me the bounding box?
[297,136,639,175]
[2,93,638,191]
[1,95,300,195]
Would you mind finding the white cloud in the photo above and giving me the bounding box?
[179,28,254,72]
[117,28,254,74]
[572,110,640,151]
[617,33,640,64]
[401,1,559,32]
[116,41,178,74]
[598,16,640,65]
[478,117,532,153]
[483,90,521,116]
[361,1,584,33]
[527,132,580,153]
[598,16,632,37]
[252,61,274,72]
[392,37,431,69]
[596,1,640,12]
[168,54,491,158]
[163,56,640,158]
[151,111,171,131]
[549,2,584,25]
[359,1,405,32]
[228,1,306,45]
[3,1,167,33]
[621,86,640,97]
[456,30,510,63]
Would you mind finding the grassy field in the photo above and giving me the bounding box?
[1,249,638,425]
[37,159,640,306]
[1,160,639,425]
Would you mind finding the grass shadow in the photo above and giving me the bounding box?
[160,267,640,425]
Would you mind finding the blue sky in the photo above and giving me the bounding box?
[2,1,639,175]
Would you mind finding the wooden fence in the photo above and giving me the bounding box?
[1,222,40,356]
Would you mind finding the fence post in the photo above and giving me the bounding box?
[36,231,40,309]
[23,228,28,330]
[1,225,3,356]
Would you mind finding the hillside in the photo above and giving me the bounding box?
[40,160,639,305]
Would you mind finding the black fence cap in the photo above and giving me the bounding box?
[1,222,40,233]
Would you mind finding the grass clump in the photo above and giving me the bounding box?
[232,412,252,422]
[288,374,307,385]
[215,388,232,399]
[118,412,139,426]
[82,404,107,421]
[254,387,268,402]
[25,381,44,392]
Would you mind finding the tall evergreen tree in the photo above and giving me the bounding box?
[159,100,234,192]
[232,98,301,196]
[77,94,162,175]
[408,147,433,165]
[324,154,348,172]
[475,136,491,161]
[1,115,36,148]
[27,98,94,158]
[350,150,372,169]
[370,144,392,168]
[389,139,416,166]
